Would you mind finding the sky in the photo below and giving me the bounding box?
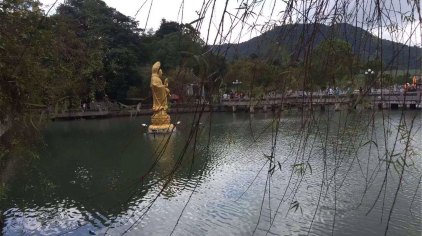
[39,0,421,47]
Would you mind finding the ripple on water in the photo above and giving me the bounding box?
[3,199,96,235]
[2,113,421,235]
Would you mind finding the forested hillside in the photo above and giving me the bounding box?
[218,23,421,70]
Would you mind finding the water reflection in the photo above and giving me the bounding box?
[149,133,178,198]
[1,111,421,236]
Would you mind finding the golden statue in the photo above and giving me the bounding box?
[148,61,175,133]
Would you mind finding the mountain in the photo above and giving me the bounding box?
[217,23,421,70]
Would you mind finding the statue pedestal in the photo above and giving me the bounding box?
[148,111,175,134]
[148,124,175,134]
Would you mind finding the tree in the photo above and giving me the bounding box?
[310,39,358,88]
[145,20,204,70]
[223,59,282,97]
[155,19,181,38]
[0,0,104,122]
[57,0,149,101]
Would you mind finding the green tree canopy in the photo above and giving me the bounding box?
[57,0,149,101]
[0,0,104,121]
[311,39,359,88]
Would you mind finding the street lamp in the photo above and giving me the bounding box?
[364,68,375,92]
[232,80,242,93]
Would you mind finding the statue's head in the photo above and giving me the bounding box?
[152,61,161,74]
[158,69,163,77]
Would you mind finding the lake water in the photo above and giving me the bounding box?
[1,110,421,235]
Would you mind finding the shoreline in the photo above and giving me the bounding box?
[49,103,421,121]
[50,105,213,121]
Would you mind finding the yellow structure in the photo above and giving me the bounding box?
[148,61,175,133]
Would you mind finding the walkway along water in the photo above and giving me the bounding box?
[220,91,422,112]
[48,91,421,120]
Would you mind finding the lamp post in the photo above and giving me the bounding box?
[364,68,375,93]
[232,79,242,93]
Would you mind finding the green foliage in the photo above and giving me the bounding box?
[223,59,284,97]
[145,20,205,70]
[57,0,148,101]
[311,39,359,88]
[364,59,384,73]
[0,0,101,122]
[282,61,307,91]
[0,0,220,129]
[126,86,142,99]
[155,19,181,38]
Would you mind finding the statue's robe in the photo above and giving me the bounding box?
[151,62,168,112]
